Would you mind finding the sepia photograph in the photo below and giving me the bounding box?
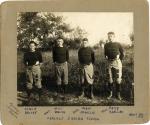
[1,0,149,124]
[17,12,134,106]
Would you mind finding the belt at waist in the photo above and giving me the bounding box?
[55,61,67,65]
[108,58,120,61]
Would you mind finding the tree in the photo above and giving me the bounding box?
[64,26,87,49]
[129,32,134,47]
[99,39,106,49]
[17,12,73,50]
[17,12,86,50]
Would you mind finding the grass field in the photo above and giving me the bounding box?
[17,47,134,106]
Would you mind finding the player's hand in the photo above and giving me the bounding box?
[24,62,28,68]
[35,61,40,65]
[116,55,120,59]
[105,56,108,59]
[92,62,95,65]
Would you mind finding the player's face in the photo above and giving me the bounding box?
[57,39,64,47]
[82,40,88,47]
[108,34,115,42]
[29,43,36,51]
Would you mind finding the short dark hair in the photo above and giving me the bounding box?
[107,32,115,35]
[57,36,64,40]
[82,38,88,41]
[29,41,37,46]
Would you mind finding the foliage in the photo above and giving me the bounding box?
[17,12,87,50]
